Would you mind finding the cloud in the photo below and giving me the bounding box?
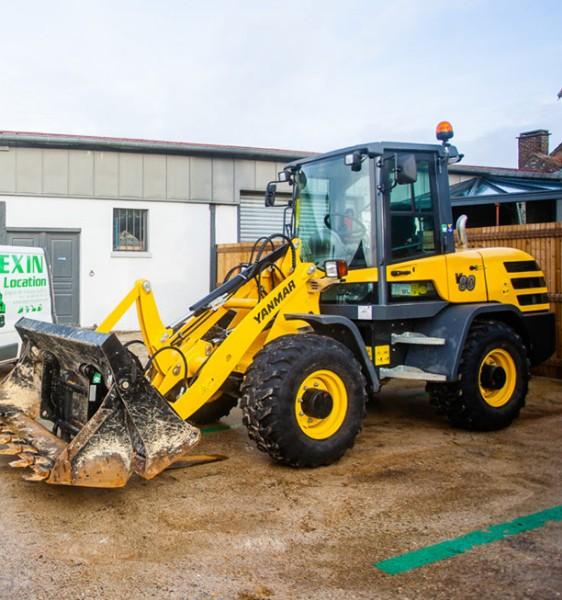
[0,0,560,167]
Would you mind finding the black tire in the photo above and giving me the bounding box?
[240,334,367,467]
[189,378,240,425]
[427,320,529,431]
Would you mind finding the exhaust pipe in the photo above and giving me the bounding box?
[456,214,469,249]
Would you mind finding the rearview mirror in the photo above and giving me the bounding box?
[396,154,417,185]
[265,182,277,207]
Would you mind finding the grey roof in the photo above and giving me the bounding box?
[449,173,562,207]
[2,129,561,181]
[449,163,562,180]
[0,130,314,163]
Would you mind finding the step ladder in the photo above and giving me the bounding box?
[379,365,447,382]
[381,331,447,382]
[391,332,446,346]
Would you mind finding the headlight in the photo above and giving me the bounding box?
[324,260,348,278]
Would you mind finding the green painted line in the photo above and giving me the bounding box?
[374,504,562,575]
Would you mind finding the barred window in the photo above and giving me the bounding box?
[113,208,148,251]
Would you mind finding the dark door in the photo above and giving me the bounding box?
[6,230,80,325]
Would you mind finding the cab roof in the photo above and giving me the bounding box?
[285,141,448,169]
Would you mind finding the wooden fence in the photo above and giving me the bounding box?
[467,222,562,379]
[215,242,275,284]
[216,222,561,378]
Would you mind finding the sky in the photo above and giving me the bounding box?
[1,0,561,167]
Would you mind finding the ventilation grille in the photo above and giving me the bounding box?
[511,276,546,290]
[517,293,549,306]
[504,260,540,273]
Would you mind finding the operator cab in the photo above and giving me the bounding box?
[268,122,462,274]
[293,153,374,269]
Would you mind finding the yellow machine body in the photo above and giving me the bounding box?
[98,244,549,425]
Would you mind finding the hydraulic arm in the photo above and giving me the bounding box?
[0,241,319,486]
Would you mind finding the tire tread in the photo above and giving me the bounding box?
[428,320,530,431]
[241,334,367,467]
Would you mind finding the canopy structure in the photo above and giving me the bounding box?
[450,174,562,207]
[449,171,562,226]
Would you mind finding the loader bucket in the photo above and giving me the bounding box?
[0,318,200,487]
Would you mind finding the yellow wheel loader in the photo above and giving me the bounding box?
[0,123,555,487]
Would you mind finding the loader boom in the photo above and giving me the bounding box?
[0,239,322,486]
[96,243,321,421]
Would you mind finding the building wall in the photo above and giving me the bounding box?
[3,195,233,330]
[0,147,290,204]
[215,205,239,244]
[0,146,291,329]
[447,173,473,186]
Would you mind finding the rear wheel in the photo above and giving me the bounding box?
[428,320,529,430]
[241,334,367,467]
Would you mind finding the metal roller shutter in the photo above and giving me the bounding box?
[239,194,290,242]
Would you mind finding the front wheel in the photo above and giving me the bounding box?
[428,320,529,431]
[241,334,367,467]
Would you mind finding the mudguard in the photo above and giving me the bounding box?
[285,313,380,393]
[403,303,549,381]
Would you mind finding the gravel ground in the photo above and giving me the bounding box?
[0,357,561,599]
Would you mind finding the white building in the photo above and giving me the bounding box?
[0,132,309,329]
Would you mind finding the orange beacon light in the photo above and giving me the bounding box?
[436,121,454,142]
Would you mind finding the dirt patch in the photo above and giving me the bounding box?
[0,360,560,599]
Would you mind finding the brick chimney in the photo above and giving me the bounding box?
[517,129,550,169]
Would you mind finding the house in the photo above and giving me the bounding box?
[449,129,562,227]
[0,131,310,328]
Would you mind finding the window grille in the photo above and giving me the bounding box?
[113,208,148,251]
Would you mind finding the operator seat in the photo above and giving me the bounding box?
[390,214,417,259]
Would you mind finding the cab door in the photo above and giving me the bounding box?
[384,154,449,301]
[383,154,488,304]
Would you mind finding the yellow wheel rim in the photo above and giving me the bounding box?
[478,348,517,408]
[294,369,348,440]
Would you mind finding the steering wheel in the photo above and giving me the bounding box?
[324,213,367,238]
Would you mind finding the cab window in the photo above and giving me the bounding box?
[295,155,374,268]
[386,158,438,261]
